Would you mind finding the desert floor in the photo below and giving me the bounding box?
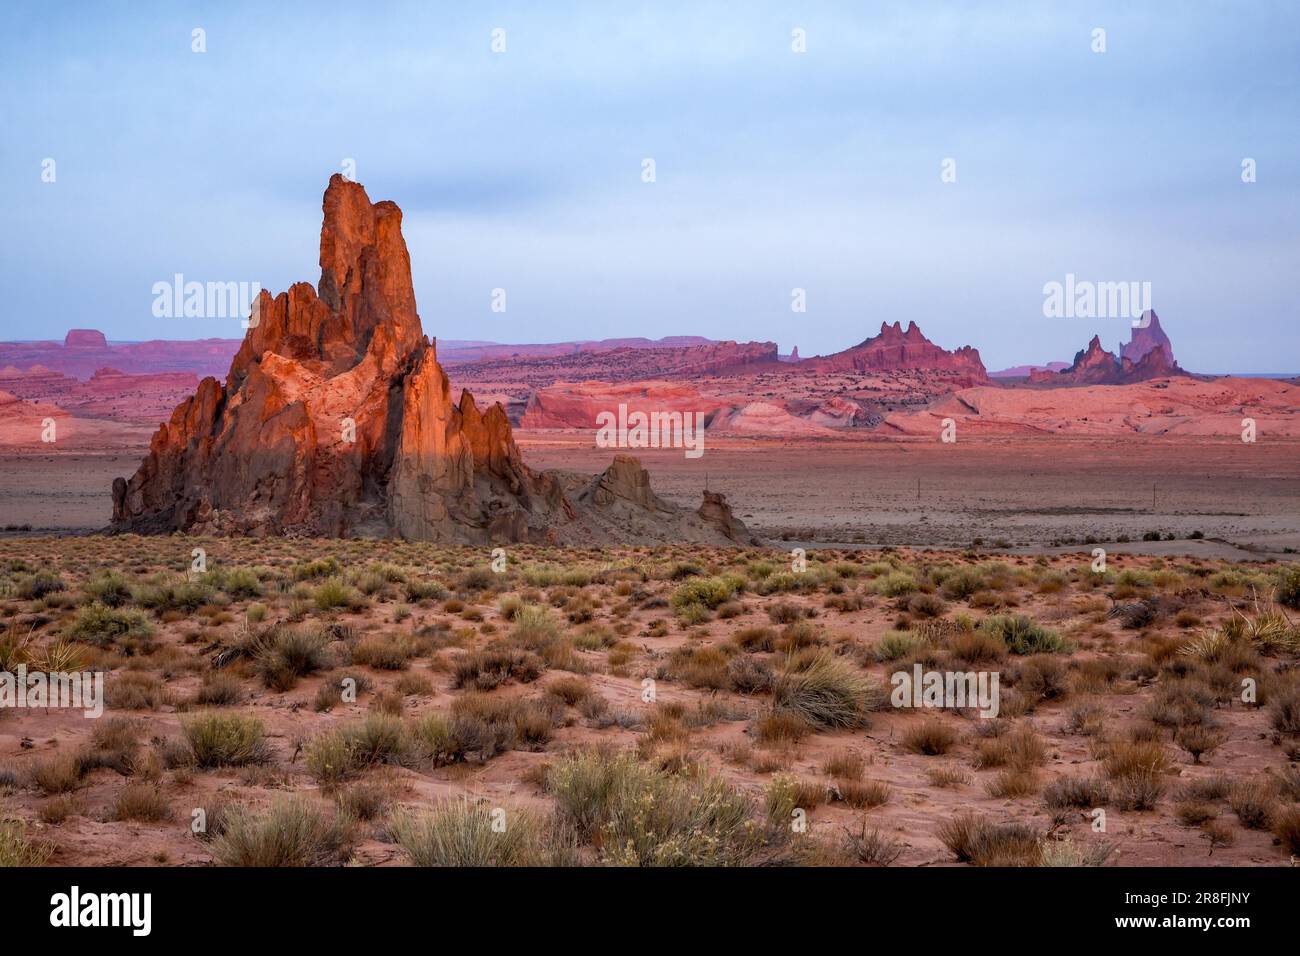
[1,536,1298,867]
[3,436,1299,558]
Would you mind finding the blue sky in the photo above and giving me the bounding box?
[1,1,1297,371]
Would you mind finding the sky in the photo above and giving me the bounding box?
[1,1,1297,372]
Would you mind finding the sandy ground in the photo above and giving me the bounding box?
[521,434,1300,555]
[0,538,1296,868]
[3,437,1298,559]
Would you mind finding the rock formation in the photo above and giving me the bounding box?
[64,329,108,349]
[1031,325,1184,386]
[1120,310,1174,366]
[111,176,757,546]
[798,321,987,383]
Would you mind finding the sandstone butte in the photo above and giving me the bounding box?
[110,175,759,546]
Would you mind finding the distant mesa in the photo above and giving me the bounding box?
[110,175,756,546]
[63,329,108,349]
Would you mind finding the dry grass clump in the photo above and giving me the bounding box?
[305,714,410,785]
[902,720,959,756]
[842,820,903,865]
[772,650,883,729]
[113,783,173,822]
[822,749,865,779]
[389,798,578,867]
[65,604,154,651]
[937,813,1042,866]
[453,645,543,690]
[980,615,1069,655]
[0,817,52,867]
[350,633,419,671]
[1228,779,1276,830]
[181,712,269,768]
[547,749,762,866]
[106,671,168,711]
[1043,775,1109,810]
[210,796,351,866]
[833,777,891,809]
[195,670,244,706]
[765,773,828,826]
[1101,738,1171,810]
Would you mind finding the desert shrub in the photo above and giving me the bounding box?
[0,818,51,867]
[822,749,865,780]
[453,646,543,691]
[1228,780,1276,830]
[902,720,958,756]
[873,572,918,598]
[773,651,882,729]
[842,821,903,865]
[448,693,559,761]
[1043,775,1109,810]
[937,813,1041,866]
[874,630,926,662]
[182,712,269,768]
[945,629,1006,663]
[30,752,85,795]
[84,571,132,608]
[195,671,244,706]
[752,709,813,745]
[1273,806,1300,855]
[1016,655,1070,701]
[662,645,731,690]
[979,615,1067,655]
[212,567,263,599]
[17,572,65,600]
[671,575,741,611]
[65,604,154,649]
[1174,724,1224,764]
[211,796,350,866]
[1038,837,1116,867]
[907,593,947,619]
[389,799,577,867]
[547,750,761,866]
[767,602,804,624]
[313,577,362,611]
[765,773,826,827]
[508,604,562,647]
[106,672,167,710]
[733,626,776,652]
[834,778,891,809]
[1273,565,1300,609]
[1270,686,1300,735]
[335,781,393,821]
[114,783,172,822]
[351,633,418,670]
[306,714,409,785]
[253,625,332,689]
[727,654,773,694]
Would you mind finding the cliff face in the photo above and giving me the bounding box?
[798,321,987,382]
[111,176,756,546]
